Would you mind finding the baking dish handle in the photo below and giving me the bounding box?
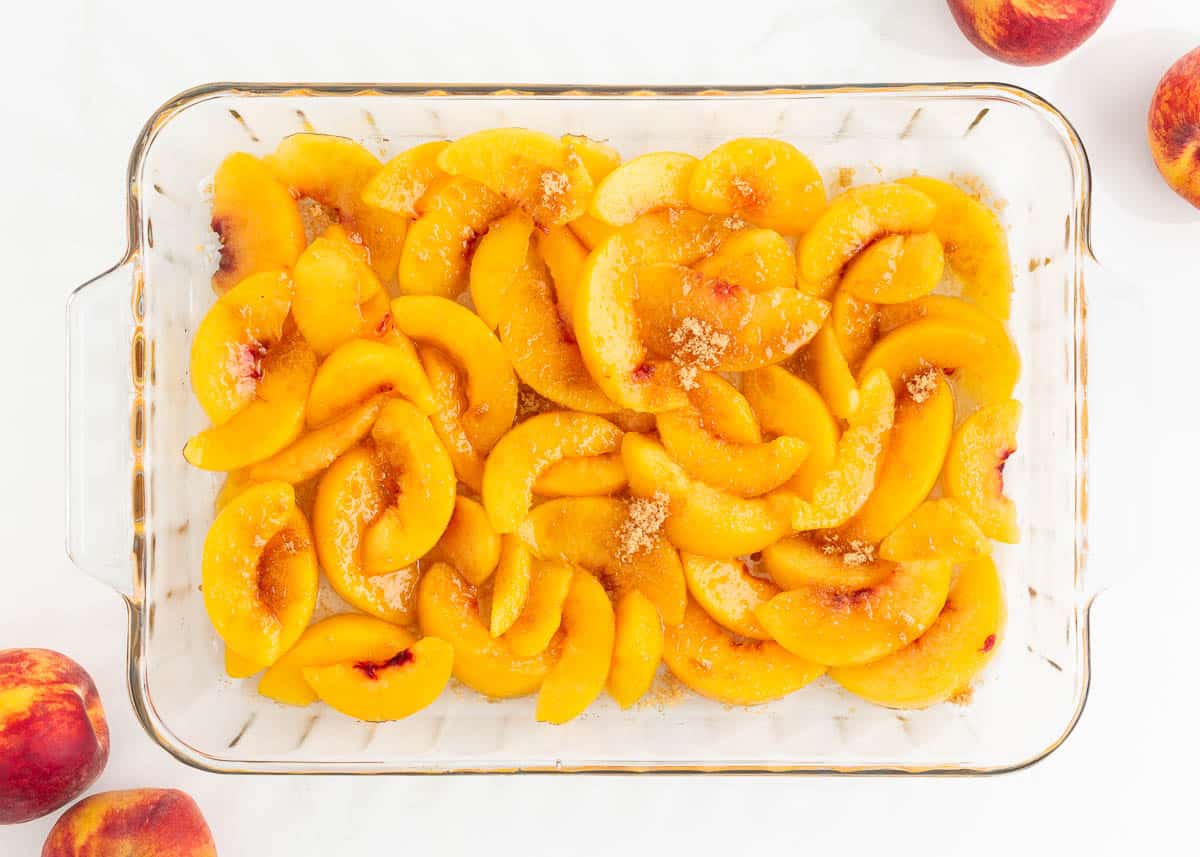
[66,260,138,599]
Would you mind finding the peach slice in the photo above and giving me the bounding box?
[944,399,1021,544]
[482,411,623,533]
[635,264,829,372]
[306,336,436,427]
[417,561,549,698]
[589,152,697,226]
[247,395,385,485]
[663,600,824,705]
[607,590,664,709]
[418,345,485,492]
[302,636,454,721]
[184,326,318,472]
[562,134,621,182]
[688,138,826,234]
[469,210,535,329]
[742,366,839,499]
[797,182,938,285]
[831,287,878,369]
[391,295,518,452]
[830,556,1004,708]
[503,559,575,657]
[224,647,262,679]
[518,496,687,626]
[878,498,991,563]
[360,140,449,218]
[682,554,777,640]
[489,536,533,637]
[437,128,594,226]
[536,570,616,724]
[535,224,589,322]
[425,496,501,586]
[693,227,797,292]
[621,433,798,558]
[209,153,305,294]
[899,176,1013,320]
[257,614,415,707]
[687,371,761,443]
[291,224,389,356]
[189,270,293,425]
[398,176,510,298]
[201,482,318,667]
[841,232,945,305]
[533,452,627,497]
[761,534,895,591]
[838,369,954,544]
[568,213,617,250]
[807,321,860,419]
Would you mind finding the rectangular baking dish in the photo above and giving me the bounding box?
[66,83,1128,774]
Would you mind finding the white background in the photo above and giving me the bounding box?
[3,0,1198,853]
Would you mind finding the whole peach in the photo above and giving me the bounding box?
[1149,47,1200,209]
[0,649,109,824]
[41,789,218,857]
[946,0,1115,66]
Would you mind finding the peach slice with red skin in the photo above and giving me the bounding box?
[536,570,616,723]
[201,482,318,668]
[425,496,501,586]
[589,152,697,226]
[944,399,1022,543]
[761,534,895,591]
[418,345,486,493]
[878,498,991,563]
[361,140,449,218]
[209,153,305,294]
[688,138,827,234]
[663,600,825,705]
[306,336,436,428]
[489,535,534,637]
[682,554,778,640]
[841,232,945,305]
[742,366,839,500]
[533,452,627,497]
[469,210,535,329]
[694,227,797,292]
[607,589,664,708]
[247,395,385,485]
[291,224,389,356]
[503,559,575,657]
[302,636,454,721]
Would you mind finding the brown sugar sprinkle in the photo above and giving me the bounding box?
[538,169,571,220]
[905,367,940,404]
[637,671,689,711]
[614,492,670,564]
[298,197,334,244]
[948,686,974,706]
[515,386,554,421]
[837,167,856,189]
[819,534,877,566]
[669,316,731,388]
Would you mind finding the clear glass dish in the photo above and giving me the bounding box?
[67,83,1119,774]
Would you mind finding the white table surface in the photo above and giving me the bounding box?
[3,0,1198,853]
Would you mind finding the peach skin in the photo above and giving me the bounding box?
[1149,47,1200,209]
[41,789,216,857]
[946,0,1115,66]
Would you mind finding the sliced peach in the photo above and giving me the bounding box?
[686,372,761,443]
[878,498,991,563]
[209,153,305,294]
[535,224,589,322]
[688,138,826,234]
[291,224,389,356]
[663,600,824,705]
[568,213,617,250]
[258,614,415,707]
[561,134,621,182]
[398,176,510,298]
[682,554,777,640]
[797,182,938,285]
[361,140,449,217]
[944,399,1021,543]
[607,590,664,709]
[248,395,385,484]
[306,336,435,427]
[518,496,686,626]
[503,559,575,657]
[693,227,797,292]
[302,636,453,721]
[184,326,317,471]
[761,534,895,591]
[201,482,318,667]
[589,152,697,226]
[899,176,1013,320]
[635,264,828,372]
[224,647,262,679]
[391,295,517,452]
[841,232,944,305]
[831,287,878,369]
[469,210,535,329]
[425,496,501,586]
[418,345,485,492]
[417,562,549,698]
[838,369,954,544]
[533,453,627,497]
[214,470,258,512]
[437,128,593,226]
[830,556,1004,708]
[536,570,616,723]
[190,271,293,425]
[489,535,533,637]
[756,559,952,667]
[743,366,839,499]
[807,322,860,419]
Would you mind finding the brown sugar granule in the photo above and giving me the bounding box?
[516,386,554,422]
[905,368,939,404]
[636,671,689,711]
[669,316,730,375]
[837,166,856,189]
[614,492,670,564]
[948,686,974,706]
[841,540,876,567]
[298,196,335,244]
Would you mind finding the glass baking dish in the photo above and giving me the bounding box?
[66,82,1133,775]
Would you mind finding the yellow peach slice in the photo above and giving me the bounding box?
[248,396,385,484]
[533,453,627,497]
[426,496,501,586]
[302,636,453,721]
[589,152,697,226]
[743,367,839,500]
[202,482,318,667]
[391,295,518,452]
[663,600,825,705]
[184,326,317,471]
[536,570,616,723]
[258,614,415,707]
[224,647,262,679]
[878,498,991,563]
[360,140,449,217]
[693,227,797,292]
[831,288,878,369]
[437,128,593,226]
[899,176,1013,320]
[190,270,293,425]
[944,399,1021,543]
[209,153,305,294]
[688,138,826,234]
[535,224,589,322]
[807,322,860,419]
[469,210,535,329]
[291,224,389,356]
[418,345,485,492]
[607,590,664,709]
[489,536,533,637]
[682,554,777,640]
[306,336,435,427]
[215,470,258,512]
[830,556,1004,708]
[561,134,621,182]
[518,496,686,626]
[797,182,938,285]
[761,534,895,591]
[417,562,549,698]
[687,371,761,443]
[841,232,945,305]
[755,559,952,667]
[503,559,575,657]
[567,213,617,250]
